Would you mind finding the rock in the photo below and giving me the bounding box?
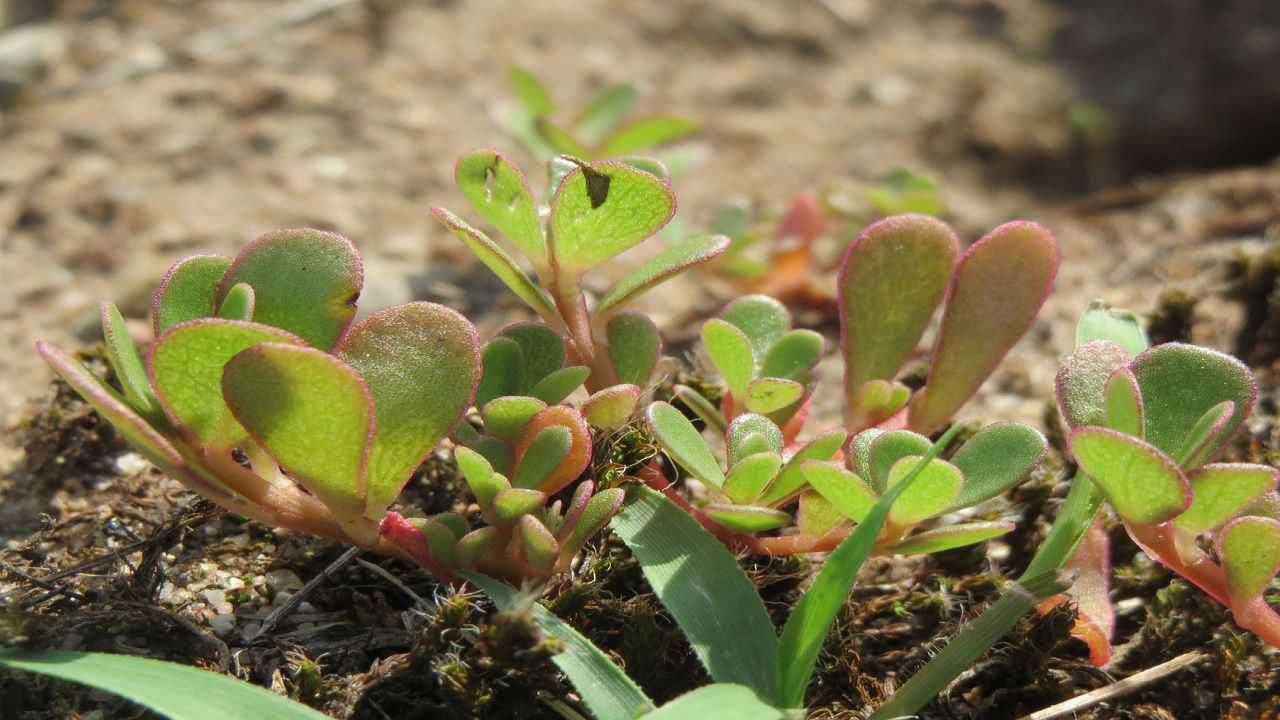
[266,569,304,594]
[113,452,150,477]
[208,613,236,637]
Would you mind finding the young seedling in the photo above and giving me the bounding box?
[644,400,1045,557]
[709,193,830,304]
[433,149,729,393]
[35,230,481,579]
[839,214,1059,434]
[502,66,700,165]
[1058,338,1280,652]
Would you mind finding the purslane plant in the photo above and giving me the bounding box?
[35,230,481,574]
[432,150,729,392]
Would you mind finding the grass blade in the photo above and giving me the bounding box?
[638,684,789,720]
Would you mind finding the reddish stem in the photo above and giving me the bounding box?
[1126,522,1230,606]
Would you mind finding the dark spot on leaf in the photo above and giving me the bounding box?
[346,290,361,308]
[582,166,611,209]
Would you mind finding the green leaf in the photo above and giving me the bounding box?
[722,295,791,362]
[1130,343,1256,464]
[723,452,783,504]
[847,379,911,431]
[597,234,731,314]
[1176,464,1279,534]
[702,318,755,400]
[1055,340,1133,429]
[494,488,547,523]
[776,424,964,707]
[745,377,805,415]
[847,429,882,480]
[582,385,641,429]
[536,118,589,156]
[415,516,461,567]
[0,649,329,720]
[482,396,547,444]
[500,322,568,390]
[513,406,593,495]
[508,66,555,116]
[758,430,846,506]
[648,401,725,488]
[338,302,480,516]
[560,487,626,558]
[726,414,783,467]
[798,490,844,538]
[801,461,877,523]
[455,150,546,265]
[549,160,675,274]
[512,425,572,489]
[454,446,509,511]
[909,221,1058,434]
[947,422,1046,511]
[517,514,559,575]
[761,330,823,383]
[215,228,363,350]
[890,521,1014,555]
[704,503,792,533]
[673,384,728,434]
[575,84,638,145]
[222,343,373,518]
[150,319,305,448]
[467,573,657,720]
[639,684,786,720]
[607,311,661,387]
[611,486,779,697]
[839,215,957,419]
[602,115,701,156]
[1175,400,1235,468]
[216,282,254,321]
[36,342,186,476]
[1103,367,1144,437]
[1219,516,1280,600]
[886,455,964,526]
[869,430,933,493]
[151,254,230,335]
[457,527,498,567]
[100,302,157,416]
[477,337,525,408]
[432,208,557,318]
[531,365,590,405]
[1069,427,1190,524]
[1075,301,1148,355]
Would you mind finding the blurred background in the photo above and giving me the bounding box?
[3,0,1280,428]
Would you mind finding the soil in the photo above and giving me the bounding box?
[2,2,1280,719]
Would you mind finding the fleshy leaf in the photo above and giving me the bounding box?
[869,430,933,493]
[1069,427,1190,524]
[482,396,547,444]
[150,319,305,448]
[702,318,754,400]
[509,66,554,116]
[848,379,911,430]
[457,527,498,568]
[886,455,964,526]
[1075,301,1148,355]
[909,221,1058,434]
[494,488,547,523]
[723,451,783,504]
[602,115,701,156]
[582,384,641,429]
[725,414,784,467]
[846,429,883,481]
[500,323,567,390]
[597,234,731,314]
[454,446,509,511]
[1219,516,1280,601]
[744,377,804,415]
[647,401,725,488]
[100,302,156,416]
[151,254,230,334]
[512,406,592,495]
[511,425,572,489]
[890,521,1014,555]
[215,228,363,350]
[432,208,557,318]
[1103,367,1144,437]
[222,343,372,518]
[947,423,1046,511]
[1175,400,1235,468]
[721,295,790,362]
[530,365,590,405]
[1244,491,1280,520]
[560,487,626,559]
[415,517,461,567]
[575,84,637,144]
[1055,340,1132,429]
[1176,464,1279,534]
[839,215,958,420]
[758,430,846,506]
[455,150,545,265]
[704,504,791,533]
[607,311,661,387]
[475,437,514,476]
[799,490,844,538]
[216,283,254,321]
[673,384,728,433]
[801,461,877,523]
[477,337,525,408]
[761,330,823,383]
[517,515,559,576]
[549,160,676,274]
[1130,343,1256,463]
[337,302,480,516]
[431,512,468,540]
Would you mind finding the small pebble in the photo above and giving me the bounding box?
[113,452,150,476]
[209,614,237,637]
[266,569,304,594]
